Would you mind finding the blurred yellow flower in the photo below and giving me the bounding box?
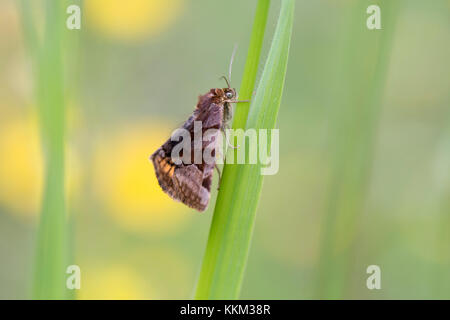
[78,247,192,299]
[0,107,80,220]
[85,0,184,41]
[92,120,190,233]
[0,112,42,217]
[79,265,152,300]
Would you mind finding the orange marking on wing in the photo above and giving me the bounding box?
[168,166,175,177]
[162,163,172,173]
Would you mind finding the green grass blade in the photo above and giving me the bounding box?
[231,0,270,130]
[195,0,270,299]
[195,0,294,299]
[20,0,70,299]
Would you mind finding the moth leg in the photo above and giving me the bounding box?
[215,164,222,190]
[231,100,251,103]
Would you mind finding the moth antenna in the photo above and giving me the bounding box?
[220,76,231,88]
[228,44,238,85]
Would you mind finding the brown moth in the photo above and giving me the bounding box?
[150,81,244,211]
[150,47,248,212]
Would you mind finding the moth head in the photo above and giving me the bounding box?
[223,88,237,101]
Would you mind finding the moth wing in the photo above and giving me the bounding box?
[197,102,223,194]
[198,103,223,129]
[151,149,178,199]
[150,109,197,190]
[177,102,223,194]
[150,102,224,212]
[172,165,210,211]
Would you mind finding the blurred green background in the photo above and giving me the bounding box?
[0,0,449,299]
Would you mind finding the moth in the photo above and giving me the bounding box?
[150,49,247,212]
